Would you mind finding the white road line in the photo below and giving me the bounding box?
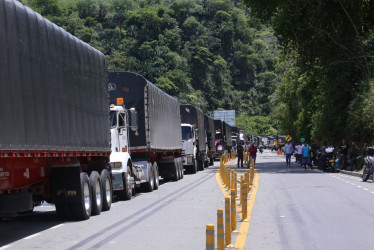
[364,188,369,191]
[0,245,11,250]
[51,224,64,230]
[24,233,41,240]
[371,191,374,194]
[357,186,362,188]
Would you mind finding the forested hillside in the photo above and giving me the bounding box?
[22,0,278,118]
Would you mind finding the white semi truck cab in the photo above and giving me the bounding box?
[181,123,198,173]
[109,98,156,200]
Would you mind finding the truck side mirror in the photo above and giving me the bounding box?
[129,108,138,132]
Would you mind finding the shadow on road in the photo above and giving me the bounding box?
[0,210,61,247]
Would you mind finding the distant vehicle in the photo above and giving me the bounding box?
[180,104,207,173]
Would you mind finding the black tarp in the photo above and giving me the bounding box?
[179,104,206,152]
[108,71,182,151]
[0,0,110,152]
[204,115,215,152]
[223,122,233,148]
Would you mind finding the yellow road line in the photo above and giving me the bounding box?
[234,170,258,249]
[215,161,259,249]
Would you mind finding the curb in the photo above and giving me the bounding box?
[339,169,362,178]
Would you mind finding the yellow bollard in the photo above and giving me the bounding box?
[239,175,243,202]
[242,184,248,221]
[225,197,232,246]
[234,172,238,199]
[217,209,224,250]
[245,171,250,193]
[231,170,235,191]
[206,224,215,250]
[231,189,237,232]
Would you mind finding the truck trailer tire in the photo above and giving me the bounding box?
[118,166,132,201]
[198,159,204,171]
[153,164,159,190]
[90,171,103,216]
[100,169,112,211]
[143,165,154,192]
[71,172,92,220]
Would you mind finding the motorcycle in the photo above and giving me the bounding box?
[362,147,374,181]
[319,147,336,172]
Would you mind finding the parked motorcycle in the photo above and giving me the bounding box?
[362,147,374,181]
[319,147,336,172]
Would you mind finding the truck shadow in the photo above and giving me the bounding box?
[0,210,62,246]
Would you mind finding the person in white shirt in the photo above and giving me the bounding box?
[295,142,303,164]
[284,141,294,166]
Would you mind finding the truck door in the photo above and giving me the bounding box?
[118,112,128,152]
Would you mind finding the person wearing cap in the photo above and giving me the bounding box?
[284,140,294,166]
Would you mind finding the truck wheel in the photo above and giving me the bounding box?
[90,171,102,216]
[198,159,204,171]
[204,160,209,168]
[180,161,184,179]
[209,155,214,166]
[100,169,112,211]
[71,172,92,220]
[119,166,132,200]
[144,164,154,192]
[55,204,71,220]
[191,158,197,174]
[153,164,160,190]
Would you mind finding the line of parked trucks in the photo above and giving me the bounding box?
[0,0,237,221]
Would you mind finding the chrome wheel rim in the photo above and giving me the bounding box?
[105,178,111,203]
[95,181,102,207]
[84,182,90,211]
[126,171,131,193]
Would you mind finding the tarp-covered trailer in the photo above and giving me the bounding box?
[223,122,233,152]
[204,115,215,165]
[0,0,111,220]
[108,71,183,181]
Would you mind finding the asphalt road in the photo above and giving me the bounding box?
[0,164,223,250]
[3,150,374,250]
[245,149,374,250]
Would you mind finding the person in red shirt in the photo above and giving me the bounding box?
[248,143,258,168]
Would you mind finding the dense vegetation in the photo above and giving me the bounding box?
[245,0,374,144]
[23,0,279,126]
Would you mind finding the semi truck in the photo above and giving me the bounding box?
[204,115,215,166]
[0,0,112,220]
[108,72,184,184]
[180,105,207,173]
[108,98,139,200]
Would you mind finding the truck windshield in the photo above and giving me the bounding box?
[110,111,117,128]
[215,133,222,140]
[182,126,193,140]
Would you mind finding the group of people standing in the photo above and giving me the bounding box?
[281,139,367,171]
[284,141,313,169]
[236,142,258,168]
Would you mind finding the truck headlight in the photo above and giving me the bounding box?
[109,162,122,169]
[187,155,193,164]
